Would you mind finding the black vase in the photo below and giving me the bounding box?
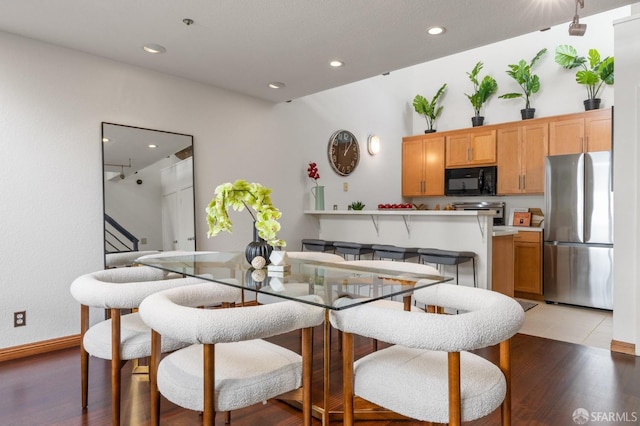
[584,98,601,111]
[245,223,272,265]
[471,116,484,127]
[424,129,437,134]
[521,108,535,120]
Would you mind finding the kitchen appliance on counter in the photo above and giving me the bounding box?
[544,151,613,310]
[445,166,497,196]
[452,201,505,226]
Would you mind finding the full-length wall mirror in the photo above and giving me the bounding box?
[102,122,195,267]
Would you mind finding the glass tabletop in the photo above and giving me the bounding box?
[136,251,451,310]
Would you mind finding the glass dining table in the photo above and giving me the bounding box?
[136,251,450,424]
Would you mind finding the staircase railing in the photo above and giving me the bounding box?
[104,213,139,253]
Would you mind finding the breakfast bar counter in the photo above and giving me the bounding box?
[304,209,498,290]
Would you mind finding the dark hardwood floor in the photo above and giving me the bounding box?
[1,329,638,425]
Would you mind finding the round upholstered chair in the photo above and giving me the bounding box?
[330,284,525,426]
[69,266,241,425]
[138,283,325,425]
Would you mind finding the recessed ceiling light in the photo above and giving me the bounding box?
[329,60,344,67]
[427,26,446,35]
[102,138,110,143]
[268,82,286,89]
[143,44,166,54]
[148,144,157,148]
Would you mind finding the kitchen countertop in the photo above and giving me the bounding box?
[493,229,518,237]
[494,226,543,233]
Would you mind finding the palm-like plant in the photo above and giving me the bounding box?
[465,61,498,118]
[499,48,547,110]
[412,83,447,132]
[554,45,614,100]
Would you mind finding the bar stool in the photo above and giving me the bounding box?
[301,239,336,252]
[418,248,477,287]
[333,242,374,260]
[371,245,419,262]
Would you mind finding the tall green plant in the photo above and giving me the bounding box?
[554,45,614,100]
[465,61,498,117]
[412,83,447,131]
[499,48,547,109]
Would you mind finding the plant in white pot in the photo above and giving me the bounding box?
[412,83,447,133]
[465,61,498,127]
[498,48,547,120]
[554,45,614,111]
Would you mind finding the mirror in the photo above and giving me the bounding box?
[102,122,195,267]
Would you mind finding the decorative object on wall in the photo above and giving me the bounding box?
[568,0,587,36]
[367,135,381,155]
[328,130,360,176]
[206,180,285,265]
[554,45,614,111]
[465,61,498,127]
[412,83,447,133]
[498,48,547,120]
[307,162,325,210]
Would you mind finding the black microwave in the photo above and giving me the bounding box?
[444,166,497,196]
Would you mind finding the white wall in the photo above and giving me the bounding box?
[0,6,635,350]
[614,12,640,353]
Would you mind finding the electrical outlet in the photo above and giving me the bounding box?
[343,182,348,191]
[14,311,26,327]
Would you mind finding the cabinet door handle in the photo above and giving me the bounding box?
[518,175,521,189]
[522,175,526,189]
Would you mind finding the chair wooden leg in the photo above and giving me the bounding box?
[224,411,231,424]
[80,304,90,409]
[342,331,355,426]
[150,330,161,426]
[301,327,313,426]
[111,308,121,426]
[500,339,512,426]
[448,352,461,426]
[203,344,216,426]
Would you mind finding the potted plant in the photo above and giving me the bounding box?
[412,83,447,133]
[465,61,498,127]
[349,201,365,210]
[554,45,614,111]
[498,48,547,120]
[206,179,285,264]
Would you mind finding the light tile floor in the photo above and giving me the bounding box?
[518,299,613,351]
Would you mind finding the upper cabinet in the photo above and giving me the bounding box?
[402,134,445,197]
[549,109,611,155]
[445,128,496,167]
[497,123,548,195]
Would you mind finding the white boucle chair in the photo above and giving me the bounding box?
[286,251,346,262]
[330,283,525,426]
[69,266,241,426]
[138,283,325,426]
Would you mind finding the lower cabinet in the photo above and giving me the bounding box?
[492,234,514,297]
[513,231,543,298]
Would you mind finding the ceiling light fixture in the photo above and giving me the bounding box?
[427,26,446,35]
[329,60,344,67]
[148,144,157,148]
[102,138,109,143]
[568,0,587,36]
[143,43,166,54]
[183,18,194,26]
[268,82,286,89]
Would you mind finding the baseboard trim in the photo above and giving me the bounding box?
[610,339,636,356]
[0,335,80,363]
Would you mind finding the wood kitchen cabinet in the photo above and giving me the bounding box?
[513,231,543,299]
[497,122,548,194]
[402,134,445,197]
[549,109,611,156]
[445,128,496,167]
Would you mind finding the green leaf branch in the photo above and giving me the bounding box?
[206,179,285,247]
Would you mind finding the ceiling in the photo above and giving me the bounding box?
[0,0,634,103]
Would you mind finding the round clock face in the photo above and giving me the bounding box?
[328,130,360,176]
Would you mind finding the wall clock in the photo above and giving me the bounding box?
[328,130,360,176]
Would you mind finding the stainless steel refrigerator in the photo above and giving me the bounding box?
[543,151,613,310]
